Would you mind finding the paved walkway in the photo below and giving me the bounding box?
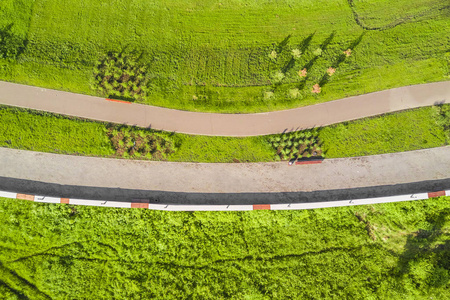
[0,147,449,204]
[0,81,449,136]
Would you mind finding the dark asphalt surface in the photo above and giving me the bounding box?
[1,176,448,205]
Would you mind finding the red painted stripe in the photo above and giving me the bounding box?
[295,160,323,165]
[253,204,271,210]
[131,203,149,209]
[60,198,70,204]
[17,194,35,201]
[428,191,446,198]
[106,98,131,104]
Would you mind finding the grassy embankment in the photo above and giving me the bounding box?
[0,196,448,299]
[0,104,448,162]
[0,0,449,112]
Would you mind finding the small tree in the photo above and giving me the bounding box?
[272,71,285,83]
[311,84,321,94]
[291,48,302,59]
[313,48,323,56]
[268,50,277,60]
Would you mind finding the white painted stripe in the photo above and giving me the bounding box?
[271,193,429,210]
[34,195,61,203]
[0,191,17,199]
[446,190,450,196]
[148,204,253,211]
[69,199,132,208]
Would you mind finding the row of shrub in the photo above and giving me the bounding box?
[93,52,149,101]
[268,130,323,161]
[107,126,176,160]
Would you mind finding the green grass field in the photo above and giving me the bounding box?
[0,0,449,112]
[1,104,448,162]
[0,196,448,299]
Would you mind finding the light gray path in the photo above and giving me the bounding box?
[0,80,449,136]
[1,147,449,194]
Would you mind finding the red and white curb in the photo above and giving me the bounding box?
[0,190,448,211]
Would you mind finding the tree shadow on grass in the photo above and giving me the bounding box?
[0,23,28,60]
[394,208,450,288]
[276,34,292,54]
[281,33,316,75]
[320,31,335,52]
[302,32,336,72]
[319,32,365,87]
[298,32,315,54]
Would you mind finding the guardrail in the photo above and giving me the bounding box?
[1,190,448,211]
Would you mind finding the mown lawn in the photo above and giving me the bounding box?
[0,104,448,162]
[0,0,449,112]
[0,196,448,299]
[319,105,449,158]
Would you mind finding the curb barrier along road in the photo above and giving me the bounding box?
[295,159,324,165]
[1,190,448,212]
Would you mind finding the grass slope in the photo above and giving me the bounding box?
[0,196,448,298]
[0,0,449,112]
[0,104,448,162]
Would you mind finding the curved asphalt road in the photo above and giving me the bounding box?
[0,147,449,204]
[0,80,449,136]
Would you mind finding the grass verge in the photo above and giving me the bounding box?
[0,196,448,298]
[0,0,449,112]
[0,104,448,162]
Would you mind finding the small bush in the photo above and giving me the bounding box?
[93,52,149,102]
[288,88,300,99]
[291,48,302,59]
[264,91,274,99]
[268,50,277,60]
[326,67,336,76]
[343,49,352,57]
[298,68,307,78]
[271,71,285,83]
[311,84,321,94]
[313,47,323,56]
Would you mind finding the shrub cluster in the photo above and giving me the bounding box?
[107,127,175,160]
[435,104,450,140]
[93,52,148,101]
[268,131,323,161]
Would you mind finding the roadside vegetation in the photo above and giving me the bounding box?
[0,104,448,163]
[0,0,449,112]
[0,196,448,298]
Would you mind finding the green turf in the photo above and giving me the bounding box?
[0,0,449,112]
[170,135,274,163]
[0,108,114,156]
[0,104,448,162]
[0,196,448,298]
[319,105,449,158]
